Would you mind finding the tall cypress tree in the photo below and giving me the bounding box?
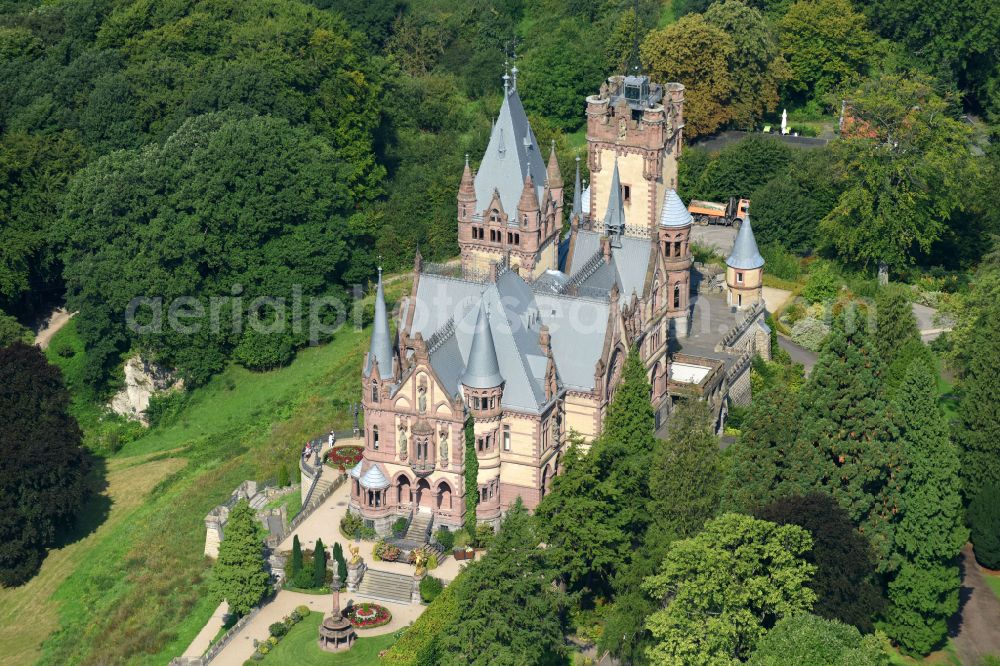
[290,534,303,579]
[791,312,900,570]
[874,287,920,367]
[312,538,327,588]
[955,299,1000,501]
[210,499,269,616]
[883,360,967,655]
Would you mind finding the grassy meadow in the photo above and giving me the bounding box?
[0,278,408,665]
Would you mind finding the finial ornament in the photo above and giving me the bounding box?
[465,153,470,167]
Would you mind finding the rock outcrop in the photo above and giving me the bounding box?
[109,355,184,425]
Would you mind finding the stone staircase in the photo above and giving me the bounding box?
[307,473,336,508]
[405,511,433,542]
[356,568,413,604]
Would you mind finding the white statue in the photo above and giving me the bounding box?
[781,108,788,135]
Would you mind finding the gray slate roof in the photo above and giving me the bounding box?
[565,230,652,299]
[408,269,610,411]
[350,461,390,490]
[572,157,583,219]
[660,189,693,228]
[474,87,547,217]
[461,300,504,388]
[726,214,765,270]
[365,270,394,377]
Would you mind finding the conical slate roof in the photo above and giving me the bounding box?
[603,160,625,234]
[546,141,562,187]
[460,300,504,389]
[365,269,394,377]
[726,214,765,270]
[659,189,693,228]
[571,157,583,219]
[473,81,546,216]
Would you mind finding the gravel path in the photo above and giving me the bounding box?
[34,308,74,349]
[951,544,1000,665]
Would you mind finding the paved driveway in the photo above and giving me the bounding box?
[951,545,1000,665]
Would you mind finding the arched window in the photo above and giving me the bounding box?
[371,382,378,402]
[372,425,380,450]
[673,284,681,309]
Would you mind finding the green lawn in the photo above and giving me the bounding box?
[264,612,397,665]
[267,490,303,519]
[18,277,411,665]
[984,571,1000,603]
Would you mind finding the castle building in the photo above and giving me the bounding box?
[349,69,770,535]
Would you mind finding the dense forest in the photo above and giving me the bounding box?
[2,0,998,392]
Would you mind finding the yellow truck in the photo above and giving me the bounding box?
[687,197,750,227]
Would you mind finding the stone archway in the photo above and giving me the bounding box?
[415,478,432,511]
[396,475,412,506]
[436,480,453,511]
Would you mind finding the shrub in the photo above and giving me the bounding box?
[257,645,269,656]
[420,575,444,603]
[392,517,408,534]
[374,540,401,562]
[454,530,471,549]
[802,261,841,304]
[269,622,288,638]
[295,605,310,617]
[360,525,377,540]
[435,528,455,551]
[427,553,438,570]
[233,328,294,370]
[790,316,831,352]
[475,522,495,548]
[969,484,1000,569]
[289,610,302,622]
[340,512,364,536]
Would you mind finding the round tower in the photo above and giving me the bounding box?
[658,189,693,336]
[460,299,504,528]
[726,214,765,310]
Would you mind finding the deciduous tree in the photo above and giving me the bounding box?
[0,342,93,586]
[754,494,885,633]
[643,513,816,665]
[749,614,889,666]
[642,15,734,139]
[820,73,972,282]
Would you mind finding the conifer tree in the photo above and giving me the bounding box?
[313,538,327,588]
[536,440,627,594]
[278,463,289,487]
[955,300,1000,501]
[968,484,1000,569]
[792,311,900,570]
[210,499,269,616]
[290,534,303,579]
[591,348,656,542]
[436,499,565,665]
[874,287,920,368]
[646,400,721,553]
[724,387,805,513]
[883,360,966,655]
[332,541,348,584]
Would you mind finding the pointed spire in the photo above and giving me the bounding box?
[461,299,504,389]
[366,267,394,378]
[518,164,539,212]
[726,213,765,270]
[572,156,583,220]
[546,140,562,188]
[603,159,625,234]
[511,65,519,92]
[503,70,511,97]
[458,154,475,203]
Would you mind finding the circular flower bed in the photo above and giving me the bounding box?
[345,602,392,629]
[325,445,363,469]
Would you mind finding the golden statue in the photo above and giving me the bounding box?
[348,543,361,566]
[412,548,428,576]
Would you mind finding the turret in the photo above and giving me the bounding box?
[461,299,504,419]
[726,214,765,310]
[517,167,540,230]
[458,153,476,224]
[364,268,395,382]
[658,188,693,335]
[546,141,563,207]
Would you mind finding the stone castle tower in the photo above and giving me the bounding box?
[457,70,563,281]
[586,75,685,236]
